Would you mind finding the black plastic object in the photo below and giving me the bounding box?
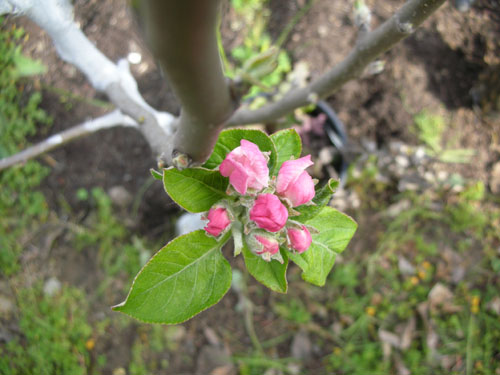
[309,100,349,187]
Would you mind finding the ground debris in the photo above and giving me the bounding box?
[290,329,312,360]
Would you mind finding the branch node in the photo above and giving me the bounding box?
[171,150,192,170]
[228,77,249,109]
[307,92,319,104]
[396,19,414,34]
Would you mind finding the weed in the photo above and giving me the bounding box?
[0,19,52,275]
[222,0,291,98]
[413,110,475,163]
[74,187,151,281]
[0,285,92,375]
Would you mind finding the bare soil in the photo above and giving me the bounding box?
[5,0,500,373]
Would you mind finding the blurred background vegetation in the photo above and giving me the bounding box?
[1,0,499,374]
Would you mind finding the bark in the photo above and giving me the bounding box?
[140,0,236,167]
[0,111,137,171]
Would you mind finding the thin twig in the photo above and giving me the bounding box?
[0,110,137,171]
[228,0,446,125]
[2,0,175,160]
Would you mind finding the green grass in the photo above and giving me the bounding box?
[74,187,151,282]
[0,285,92,375]
[319,179,500,375]
[0,18,52,275]
[222,0,291,98]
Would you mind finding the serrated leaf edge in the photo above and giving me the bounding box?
[112,230,231,324]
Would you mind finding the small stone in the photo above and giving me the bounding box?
[112,368,126,375]
[108,186,132,208]
[437,171,449,181]
[387,199,411,218]
[196,346,235,375]
[428,283,454,311]
[0,295,14,315]
[398,256,416,276]
[318,147,335,165]
[291,329,312,360]
[490,162,500,194]
[43,277,61,297]
[317,25,328,37]
[487,297,500,315]
[378,329,401,349]
[412,147,427,165]
[361,139,377,153]
[395,155,410,168]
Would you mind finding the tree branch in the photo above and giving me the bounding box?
[140,0,237,167]
[0,110,138,171]
[1,0,175,159]
[227,0,446,126]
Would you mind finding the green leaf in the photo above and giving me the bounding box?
[289,206,357,286]
[11,53,47,78]
[270,128,302,175]
[113,231,232,324]
[150,168,163,180]
[163,167,229,213]
[242,243,288,293]
[438,149,475,164]
[203,129,277,172]
[295,179,339,222]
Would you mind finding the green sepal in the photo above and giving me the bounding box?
[113,231,232,324]
[289,206,357,286]
[295,179,339,222]
[163,167,229,213]
[150,168,163,180]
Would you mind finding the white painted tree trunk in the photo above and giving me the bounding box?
[0,0,174,160]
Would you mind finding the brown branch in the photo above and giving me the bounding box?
[140,0,236,167]
[227,0,446,126]
[0,110,137,171]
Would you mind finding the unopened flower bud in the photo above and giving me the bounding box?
[287,225,312,253]
[246,231,281,262]
[219,140,269,195]
[249,194,288,232]
[255,235,280,256]
[204,207,231,237]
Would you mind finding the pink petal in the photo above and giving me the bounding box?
[255,235,280,255]
[284,170,315,206]
[228,163,250,195]
[249,194,288,232]
[288,225,312,253]
[204,207,231,236]
[276,155,313,194]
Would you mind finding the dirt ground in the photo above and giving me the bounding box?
[5,0,500,373]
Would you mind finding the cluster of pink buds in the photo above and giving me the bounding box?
[203,140,316,262]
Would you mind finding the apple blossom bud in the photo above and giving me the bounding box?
[249,194,288,232]
[204,207,231,237]
[219,140,269,195]
[276,155,315,207]
[255,235,280,256]
[287,225,312,253]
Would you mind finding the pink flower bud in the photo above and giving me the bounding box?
[219,140,269,195]
[204,207,231,237]
[249,194,288,232]
[255,235,280,256]
[276,155,315,207]
[287,225,312,253]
